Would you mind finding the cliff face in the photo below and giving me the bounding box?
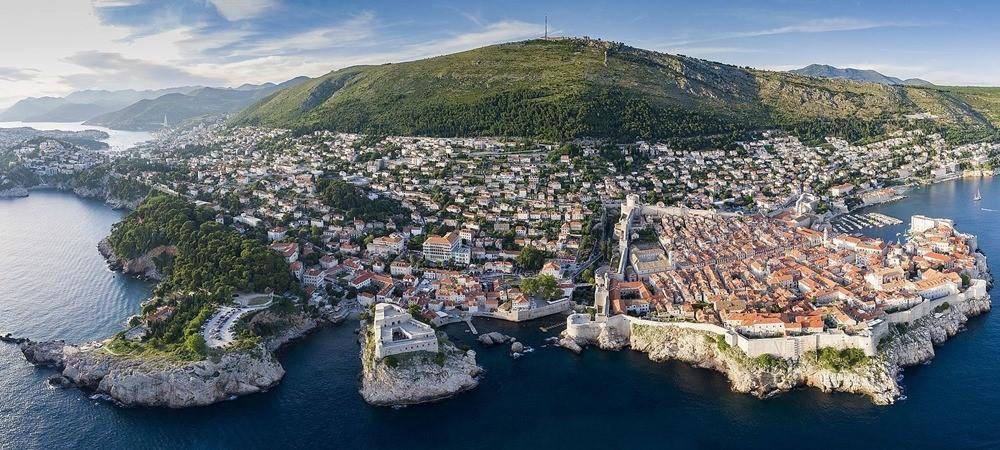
[250,309,324,352]
[629,323,899,404]
[6,178,144,209]
[17,310,328,408]
[581,296,990,405]
[72,185,142,210]
[358,327,482,406]
[97,237,174,281]
[20,340,284,408]
[882,297,991,368]
[0,186,29,198]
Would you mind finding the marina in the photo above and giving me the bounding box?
[830,212,903,233]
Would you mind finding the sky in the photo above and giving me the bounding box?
[1,0,999,108]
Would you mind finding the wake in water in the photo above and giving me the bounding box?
[981,208,997,212]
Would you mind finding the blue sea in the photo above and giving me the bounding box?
[2,184,1000,450]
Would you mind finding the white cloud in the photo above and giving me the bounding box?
[401,20,541,57]
[91,0,145,7]
[0,67,39,82]
[61,51,224,89]
[208,0,278,21]
[733,18,897,38]
[662,17,917,48]
[659,46,764,56]
[227,11,378,58]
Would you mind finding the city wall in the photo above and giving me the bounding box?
[568,279,988,360]
[479,299,572,322]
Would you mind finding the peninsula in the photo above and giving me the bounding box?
[17,194,338,407]
[562,196,990,404]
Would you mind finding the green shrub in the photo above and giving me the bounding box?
[817,347,869,371]
[752,354,787,370]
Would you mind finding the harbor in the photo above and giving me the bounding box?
[831,212,903,233]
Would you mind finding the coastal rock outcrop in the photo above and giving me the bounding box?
[596,323,629,350]
[15,310,331,408]
[19,340,285,408]
[0,186,29,198]
[627,322,902,404]
[558,337,583,354]
[477,331,512,346]
[250,310,324,351]
[575,296,990,405]
[72,183,142,210]
[98,237,174,281]
[359,328,482,406]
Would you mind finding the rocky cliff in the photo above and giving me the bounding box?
[572,296,990,405]
[20,340,284,408]
[0,186,29,198]
[250,309,326,352]
[628,323,899,404]
[358,326,482,406]
[16,309,330,408]
[72,185,142,210]
[97,237,174,281]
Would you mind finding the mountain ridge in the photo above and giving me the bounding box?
[235,38,994,143]
[84,77,309,131]
[1,78,309,130]
[0,87,202,122]
[789,64,934,87]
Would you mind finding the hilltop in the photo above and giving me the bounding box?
[790,64,934,87]
[235,38,997,143]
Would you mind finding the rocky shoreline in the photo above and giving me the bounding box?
[97,237,173,281]
[3,189,353,408]
[13,310,340,408]
[0,185,29,198]
[358,324,482,406]
[3,180,145,210]
[563,296,990,405]
[19,339,286,408]
[70,184,143,210]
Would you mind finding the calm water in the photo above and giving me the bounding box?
[2,183,1000,449]
[0,121,153,151]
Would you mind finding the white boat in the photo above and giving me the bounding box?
[974,189,982,201]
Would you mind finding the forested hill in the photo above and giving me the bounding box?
[107,194,298,297]
[234,38,998,144]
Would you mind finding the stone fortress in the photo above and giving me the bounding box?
[373,303,439,358]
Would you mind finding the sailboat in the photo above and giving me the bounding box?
[974,188,982,201]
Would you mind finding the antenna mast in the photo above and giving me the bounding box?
[544,15,548,39]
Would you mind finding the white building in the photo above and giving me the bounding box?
[422,231,470,265]
[373,303,438,358]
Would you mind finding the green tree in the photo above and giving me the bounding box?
[515,245,547,271]
[521,274,561,301]
[185,334,207,356]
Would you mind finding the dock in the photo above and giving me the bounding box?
[539,321,566,333]
[464,318,478,335]
[831,212,903,233]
